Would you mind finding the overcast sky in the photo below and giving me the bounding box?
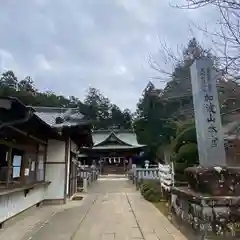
[0,0,219,110]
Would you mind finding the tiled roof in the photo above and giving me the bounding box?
[223,121,240,140]
[32,106,88,128]
[223,121,240,135]
[92,132,110,145]
[92,129,145,148]
[115,132,142,146]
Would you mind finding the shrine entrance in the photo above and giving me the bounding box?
[80,129,146,175]
[100,157,128,175]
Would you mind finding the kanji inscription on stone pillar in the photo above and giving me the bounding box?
[190,57,226,167]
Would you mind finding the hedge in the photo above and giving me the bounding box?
[140,180,162,202]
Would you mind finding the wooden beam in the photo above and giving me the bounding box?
[9,126,47,145]
[0,139,37,152]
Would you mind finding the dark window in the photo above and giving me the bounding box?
[0,145,8,182]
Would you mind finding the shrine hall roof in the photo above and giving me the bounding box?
[91,129,145,150]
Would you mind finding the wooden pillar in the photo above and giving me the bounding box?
[43,144,47,181]
[34,144,39,182]
[6,147,12,188]
[64,138,70,204]
[20,153,28,185]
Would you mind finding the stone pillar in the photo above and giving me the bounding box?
[190,57,226,167]
[128,157,132,170]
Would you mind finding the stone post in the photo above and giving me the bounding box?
[190,57,226,167]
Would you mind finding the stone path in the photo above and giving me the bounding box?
[0,177,187,240]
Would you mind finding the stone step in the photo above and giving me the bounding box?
[99,174,127,178]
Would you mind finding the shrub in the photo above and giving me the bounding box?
[176,143,198,164]
[140,180,162,202]
[173,126,197,153]
[173,143,199,182]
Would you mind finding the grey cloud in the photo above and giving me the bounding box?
[0,0,219,110]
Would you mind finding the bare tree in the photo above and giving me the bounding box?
[149,37,217,95]
[148,40,184,82]
[172,0,240,78]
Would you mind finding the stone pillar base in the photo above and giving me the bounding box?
[170,166,240,237]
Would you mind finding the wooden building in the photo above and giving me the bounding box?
[0,97,92,226]
[81,129,145,174]
[33,106,92,200]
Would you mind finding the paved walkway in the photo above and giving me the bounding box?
[0,177,187,240]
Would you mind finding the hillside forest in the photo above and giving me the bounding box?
[1,38,240,166]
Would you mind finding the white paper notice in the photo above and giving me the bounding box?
[31,161,35,171]
[24,168,30,176]
[38,156,44,170]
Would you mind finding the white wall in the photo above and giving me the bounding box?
[45,140,66,200]
[0,186,46,223]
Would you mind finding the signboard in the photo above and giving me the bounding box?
[190,57,226,167]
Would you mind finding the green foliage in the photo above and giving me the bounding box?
[176,143,198,164]
[175,119,195,136]
[140,180,162,202]
[84,88,132,129]
[173,125,197,153]
[134,82,176,161]
[0,70,133,130]
[170,121,198,182]
[173,143,198,182]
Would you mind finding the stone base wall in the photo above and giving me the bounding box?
[171,187,240,238]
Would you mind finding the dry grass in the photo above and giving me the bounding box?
[153,201,170,218]
[153,201,200,239]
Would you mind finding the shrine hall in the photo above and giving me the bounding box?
[80,128,146,174]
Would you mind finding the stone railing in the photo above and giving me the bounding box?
[131,168,159,189]
[136,168,160,179]
[130,163,174,191]
[77,168,98,192]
